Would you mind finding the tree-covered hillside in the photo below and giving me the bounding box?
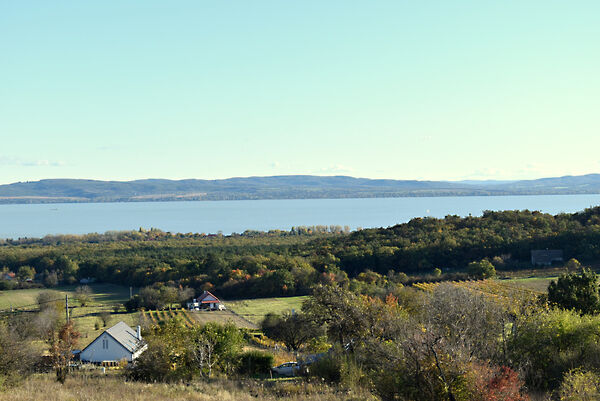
[3,174,600,203]
[2,208,600,298]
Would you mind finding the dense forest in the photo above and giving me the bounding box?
[2,207,600,299]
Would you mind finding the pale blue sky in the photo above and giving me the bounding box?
[1,1,599,184]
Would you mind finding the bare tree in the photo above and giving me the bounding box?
[193,335,216,378]
[0,321,37,387]
[400,283,508,401]
[98,311,111,327]
[36,291,61,312]
[74,285,92,307]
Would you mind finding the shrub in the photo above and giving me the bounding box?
[237,351,273,376]
[465,363,529,401]
[558,369,600,401]
[309,355,341,383]
[548,268,600,315]
[126,342,177,383]
[0,323,37,389]
[508,308,600,390]
[467,259,496,279]
[0,280,15,290]
[125,295,141,312]
[339,356,369,390]
[36,291,62,313]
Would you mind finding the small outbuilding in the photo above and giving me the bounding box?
[531,250,564,266]
[79,321,147,364]
[2,272,15,281]
[187,291,225,311]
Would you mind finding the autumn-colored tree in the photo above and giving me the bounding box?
[47,321,80,384]
[558,369,600,401]
[467,363,529,401]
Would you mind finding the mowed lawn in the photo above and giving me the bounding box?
[225,296,308,325]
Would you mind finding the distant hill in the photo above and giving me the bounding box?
[1,174,600,204]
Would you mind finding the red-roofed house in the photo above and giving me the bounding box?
[187,291,226,311]
[2,272,16,281]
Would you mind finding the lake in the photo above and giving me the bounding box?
[1,194,600,239]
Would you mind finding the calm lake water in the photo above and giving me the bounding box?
[1,194,600,239]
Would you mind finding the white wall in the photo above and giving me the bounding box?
[80,333,132,363]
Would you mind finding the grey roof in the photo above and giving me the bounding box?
[104,321,144,353]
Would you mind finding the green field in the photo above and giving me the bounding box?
[0,283,131,311]
[504,276,558,293]
[225,296,308,325]
[0,286,308,347]
[73,307,141,348]
[0,284,137,348]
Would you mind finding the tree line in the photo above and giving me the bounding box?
[2,208,600,298]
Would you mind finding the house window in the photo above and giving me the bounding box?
[102,339,109,349]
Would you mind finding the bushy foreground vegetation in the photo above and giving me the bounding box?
[4,271,600,399]
[3,207,600,399]
[2,208,600,300]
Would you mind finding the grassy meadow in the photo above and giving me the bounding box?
[0,283,131,310]
[0,285,308,347]
[503,276,557,293]
[0,284,138,348]
[225,296,308,325]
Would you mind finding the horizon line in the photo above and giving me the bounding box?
[2,172,600,186]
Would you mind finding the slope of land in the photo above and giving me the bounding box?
[2,173,600,204]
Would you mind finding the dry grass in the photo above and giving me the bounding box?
[189,310,258,329]
[0,374,378,401]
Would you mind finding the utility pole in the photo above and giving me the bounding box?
[65,294,69,323]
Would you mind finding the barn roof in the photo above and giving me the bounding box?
[104,321,144,353]
[197,291,220,303]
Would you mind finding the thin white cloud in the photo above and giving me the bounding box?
[0,156,65,167]
[313,164,355,175]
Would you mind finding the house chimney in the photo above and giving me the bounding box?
[137,325,142,341]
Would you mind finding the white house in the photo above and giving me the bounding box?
[187,291,225,311]
[80,321,147,364]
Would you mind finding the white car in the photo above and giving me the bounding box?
[271,362,300,376]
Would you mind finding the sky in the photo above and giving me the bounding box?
[1,1,599,185]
